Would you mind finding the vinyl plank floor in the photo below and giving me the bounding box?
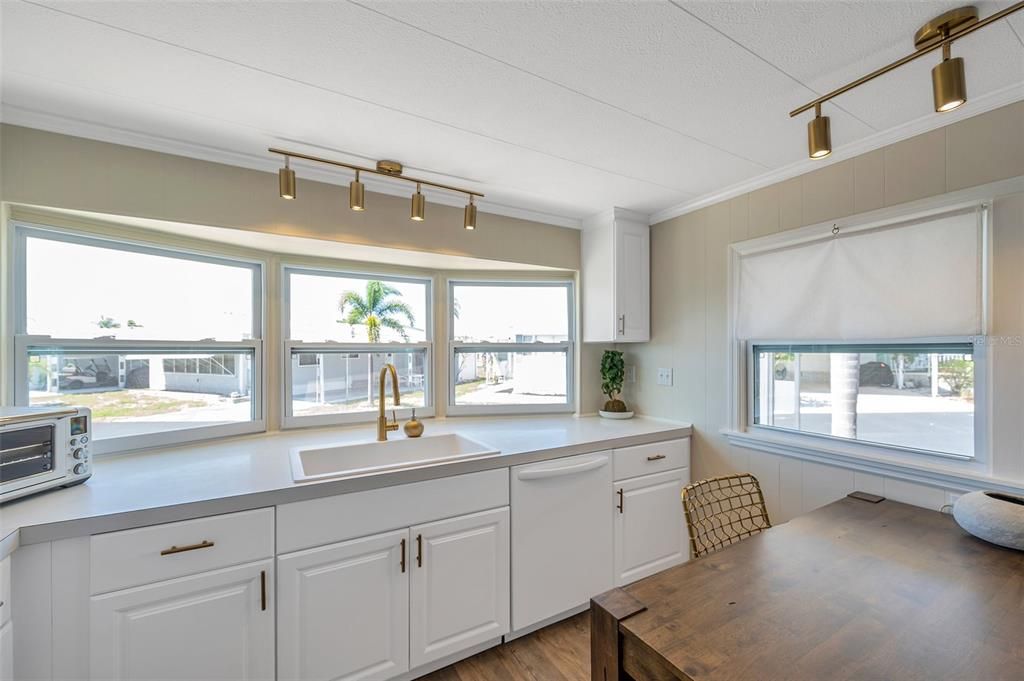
[418,613,590,681]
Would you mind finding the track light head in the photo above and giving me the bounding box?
[411,183,425,221]
[932,55,967,112]
[807,105,832,160]
[349,170,365,211]
[464,196,477,230]
[279,157,296,199]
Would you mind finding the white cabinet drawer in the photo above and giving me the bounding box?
[614,438,689,481]
[90,508,274,595]
[0,557,9,627]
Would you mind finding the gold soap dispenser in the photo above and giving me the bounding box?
[404,409,424,438]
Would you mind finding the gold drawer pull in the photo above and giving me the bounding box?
[647,454,666,461]
[160,540,215,556]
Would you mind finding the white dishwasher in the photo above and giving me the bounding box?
[511,451,613,633]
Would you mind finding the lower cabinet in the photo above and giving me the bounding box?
[277,507,510,681]
[613,468,690,586]
[277,529,410,681]
[90,559,275,680]
[0,621,12,681]
[410,509,510,668]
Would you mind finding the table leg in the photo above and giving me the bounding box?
[590,588,647,681]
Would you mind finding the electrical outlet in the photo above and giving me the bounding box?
[625,365,637,383]
[657,368,674,386]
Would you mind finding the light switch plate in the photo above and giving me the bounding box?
[657,368,673,386]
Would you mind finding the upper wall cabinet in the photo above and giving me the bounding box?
[582,208,650,343]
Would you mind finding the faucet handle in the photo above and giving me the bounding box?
[387,409,399,431]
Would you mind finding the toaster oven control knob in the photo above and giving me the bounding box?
[72,448,84,460]
[80,435,89,444]
[70,438,77,447]
[73,463,86,475]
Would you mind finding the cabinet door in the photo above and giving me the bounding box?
[0,620,12,681]
[90,559,274,681]
[614,469,689,586]
[614,220,650,342]
[410,508,509,668]
[277,529,409,681]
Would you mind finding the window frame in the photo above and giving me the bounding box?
[11,222,266,454]
[746,338,988,466]
[281,264,435,429]
[447,279,575,416]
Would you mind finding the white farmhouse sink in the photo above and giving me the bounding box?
[291,433,499,482]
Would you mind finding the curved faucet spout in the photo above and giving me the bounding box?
[377,363,401,441]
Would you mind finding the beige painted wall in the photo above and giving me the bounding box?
[626,101,1024,522]
[0,124,580,271]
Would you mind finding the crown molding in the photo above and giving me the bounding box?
[0,104,583,230]
[648,83,1024,226]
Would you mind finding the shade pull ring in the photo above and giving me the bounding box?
[832,224,840,237]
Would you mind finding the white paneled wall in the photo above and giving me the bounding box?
[731,444,964,524]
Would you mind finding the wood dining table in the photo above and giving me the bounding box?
[590,495,1024,681]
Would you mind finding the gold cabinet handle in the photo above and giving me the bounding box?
[400,538,407,573]
[647,454,666,461]
[260,570,267,611]
[160,540,214,556]
[416,534,423,568]
[617,488,624,514]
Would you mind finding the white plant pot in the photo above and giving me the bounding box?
[599,410,634,420]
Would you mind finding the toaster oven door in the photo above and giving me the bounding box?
[0,424,60,493]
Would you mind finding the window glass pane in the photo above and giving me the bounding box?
[289,349,428,418]
[752,344,974,457]
[454,350,567,406]
[452,284,569,343]
[25,235,255,340]
[289,272,428,343]
[27,349,255,440]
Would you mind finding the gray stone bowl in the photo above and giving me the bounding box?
[952,490,1024,551]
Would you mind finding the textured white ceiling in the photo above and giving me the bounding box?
[2,0,1022,227]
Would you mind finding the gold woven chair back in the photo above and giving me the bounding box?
[682,473,772,558]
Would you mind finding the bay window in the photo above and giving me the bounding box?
[13,224,264,453]
[448,281,574,414]
[283,267,432,427]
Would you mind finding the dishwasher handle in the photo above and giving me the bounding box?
[516,455,608,481]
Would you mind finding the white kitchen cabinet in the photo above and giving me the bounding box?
[0,621,12,681]
[582,207,650,343]
[90,559,274,680]
[277,528,409,681]
[410,508,509,668]
[613,468,690,586]
[511,453,614,632]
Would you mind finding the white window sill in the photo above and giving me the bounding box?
[722,427,1024,497]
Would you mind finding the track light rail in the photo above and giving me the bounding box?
[268,147,484,198]
[789,1,1024,118]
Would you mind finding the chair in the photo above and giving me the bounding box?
[682,473,772,558]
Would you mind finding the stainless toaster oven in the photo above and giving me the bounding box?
[0,407,92,503]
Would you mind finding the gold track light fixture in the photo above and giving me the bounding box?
[349,170,365,211]
[791,3,1023,159]
[464,196,477,230]
[279,156,296,199]
[269,148,484,228]
[411,183,425,222]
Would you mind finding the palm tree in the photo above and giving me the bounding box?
[338,281,416,404]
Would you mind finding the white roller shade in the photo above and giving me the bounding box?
[737,207,983,340]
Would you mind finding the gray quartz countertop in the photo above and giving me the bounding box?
[0,415,691,558]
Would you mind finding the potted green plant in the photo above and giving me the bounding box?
[599,350,633,419]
